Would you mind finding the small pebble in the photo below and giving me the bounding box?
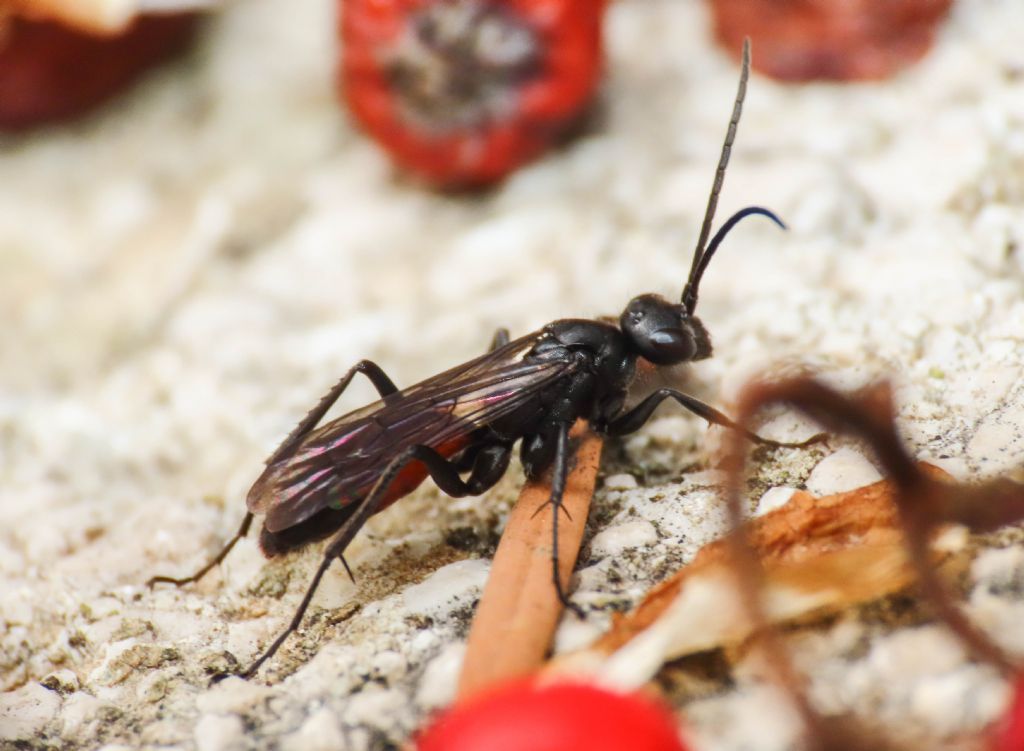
[409,629,439,655]
[195,676,272,715]
[909,665,1003,735]
[137,671,172,704]
[41,668,80,694]
[371,649,407,682]
[868,627,966,682]
[966,405,1024,474]
[644,415,697,444]
[604,473,638,490]
[401,559,489,617]
[0,682,61,741]
[805,448,882,496]
[972,546,1024,589]
[590,520,658,557]
[553,615,606,654]
[754,487,799,516]
[226,618,276,664]
[60,691,102,739]
[194,713,246,751]
[281,708,346,751]
[416,643,465,710]
[341,685,406,728]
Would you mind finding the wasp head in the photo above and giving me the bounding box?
[620,293,712,365]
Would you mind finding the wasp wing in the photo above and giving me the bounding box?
[248,333,572,533]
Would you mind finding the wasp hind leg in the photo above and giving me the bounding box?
[149,360,401,590]
[604,388,825,448]
[232,441,512,680]
[267,359,400,465]
[147,512,254,588]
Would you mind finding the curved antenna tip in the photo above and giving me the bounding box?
[681,206,787,315]
[761,207,787,231]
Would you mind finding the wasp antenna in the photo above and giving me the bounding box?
[687,206,786,309]
[681,38,751,315]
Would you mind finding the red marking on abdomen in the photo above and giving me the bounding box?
[367,435,472,512]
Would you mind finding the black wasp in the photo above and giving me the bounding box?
[151,41,810,679]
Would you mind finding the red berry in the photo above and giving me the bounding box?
[992,675,1024,751]
[0,13,198,131]
[416,679,689,751]
[339,0,606,188]
[708,0,952,82]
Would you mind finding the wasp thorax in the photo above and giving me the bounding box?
[620,294,712,365]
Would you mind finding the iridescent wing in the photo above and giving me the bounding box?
[247,332,573,533]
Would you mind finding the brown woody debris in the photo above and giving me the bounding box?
[457,422,603,699]
[549,464,958,685]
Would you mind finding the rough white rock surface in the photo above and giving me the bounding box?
[2,0,1024,749]
[805,447,883,496]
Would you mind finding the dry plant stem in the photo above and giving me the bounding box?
[722,376,1022,750]
[563,473,945,668]
[457,421,602,700]
[734,378,1017,675]
[721,421,827,749]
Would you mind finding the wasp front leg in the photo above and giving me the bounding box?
[519,421,585,617]
[544,422,584,618]
[604,387,823,448]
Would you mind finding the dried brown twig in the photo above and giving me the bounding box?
[457,421,602,699]
[547,454,951,689]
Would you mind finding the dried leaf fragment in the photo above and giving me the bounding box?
[549,465,958,688]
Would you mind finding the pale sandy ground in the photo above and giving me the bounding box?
[2,0,1024,749]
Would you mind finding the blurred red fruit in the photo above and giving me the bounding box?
[992,675,1024,751]
[709,0,953,82]
[340,0,606,188]
[0,13,198,131]
[415,679,689,751]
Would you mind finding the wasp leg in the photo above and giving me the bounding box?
[268,360,400,465]
[147,512,254,588]
[546,422,584,618]
[604,388,822,447]
[150,361,400,590]
[233,441,512,680]
[489,327,510,351]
